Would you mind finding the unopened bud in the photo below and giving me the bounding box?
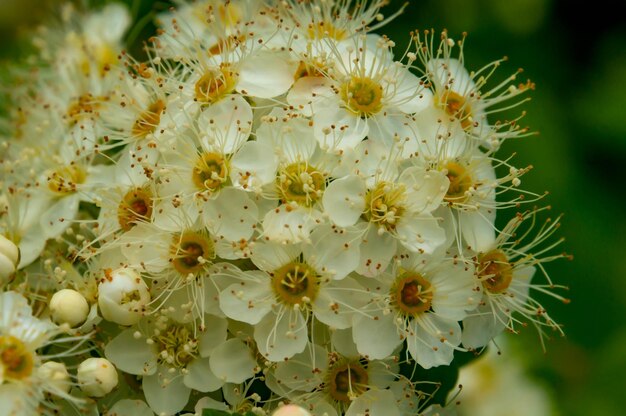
[37,361,71,394]
[49,289,89,328]
[272,404,312,416]
[0,235,19,284]
[77,357,118,397]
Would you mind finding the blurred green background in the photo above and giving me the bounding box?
[1,0,625,414]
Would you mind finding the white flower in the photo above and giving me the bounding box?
[219,239,366,361]
[105,313,256,415]
[352,253,477,368]
[323,141,448,276]
[287,34,432,152]
[462,209,569,349]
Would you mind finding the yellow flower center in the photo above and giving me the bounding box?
[293,59,328,81]
[443,161,472,204]
[66,93,106,123]
[117,187,153,231]
[307,21,347,41]
[276,163,326,207]
[363,181,405,231]
[0,335,34,381]
[271,261,320,306]
[192,152,229,192]
[391,272,433,317]
[195,64,238,104]
[170,231,215,275]
[478,250,513,294]
[326,359,369,403]
[47,165,87,195]
[436,90,473,130]
[341,76,384,117]
[154,325,198,368]
[132,100,165,138]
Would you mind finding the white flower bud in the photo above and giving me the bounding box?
[98,268,150,326]
[272,404,312,416]
[49,289,89,328]
[0,234,19,284]
[37,361,71,394]
[77,357,118,397]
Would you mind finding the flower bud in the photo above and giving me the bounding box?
[77,357,118,397]
[98,268,150,326]
[0,234,19,284]
[49,289,89,328]
[37,361,71,394]
[272,405,312,416]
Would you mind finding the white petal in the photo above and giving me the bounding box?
[304,224,361,280]
[142,372,191,416]
[209,338,256,383]
[262,204,321,244]
[230,140,278,190]
[352,313,401,359]
[356,226,396,277]
[250,242,301,272]
[461,303,506,349]
[197,314,229,356]
[274,343,327,392]
[346,390,400,416]
[398,166,448,213]
[396,213,446,254]
[255,309,308,361]
[313,106,369,151]
[238,51,298,98]
[106,400,153,416]
[322,175,366,228]
[313,278,367,329]
[286,77,334,117]
[459,209,496,252]
[408,315,461,369]
[197,95,252,154]
[203,187,258,241]
[184,357,223,392]
[391,67,434,114]
[220,279,272,325]
[104,328,157,376]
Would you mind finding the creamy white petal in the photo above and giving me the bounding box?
[274,342,327,392]
[459,209,496,252]
[396,212,446,254]
[255,309,308,361]
[104,328,157,376]
[322,175,366,228]
[203,187,258,241]
[356,226,396,277]
[143,372,191,416]
[184,357,223,392]
[219,278,273,325]
[197,314,229,356]
[262,204,321,244]
[346,390,400,416]
[238,51,298,98]
[210,338,257,383]
[353,313,401,359]
[197,95,252,154]
[399,166,449,213]
[408,315,461,369]
[304,224,361,280]
[230,140,278,190]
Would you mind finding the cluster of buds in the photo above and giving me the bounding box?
[0,1,568,415]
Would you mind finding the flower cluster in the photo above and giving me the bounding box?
[0,1,569,415]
